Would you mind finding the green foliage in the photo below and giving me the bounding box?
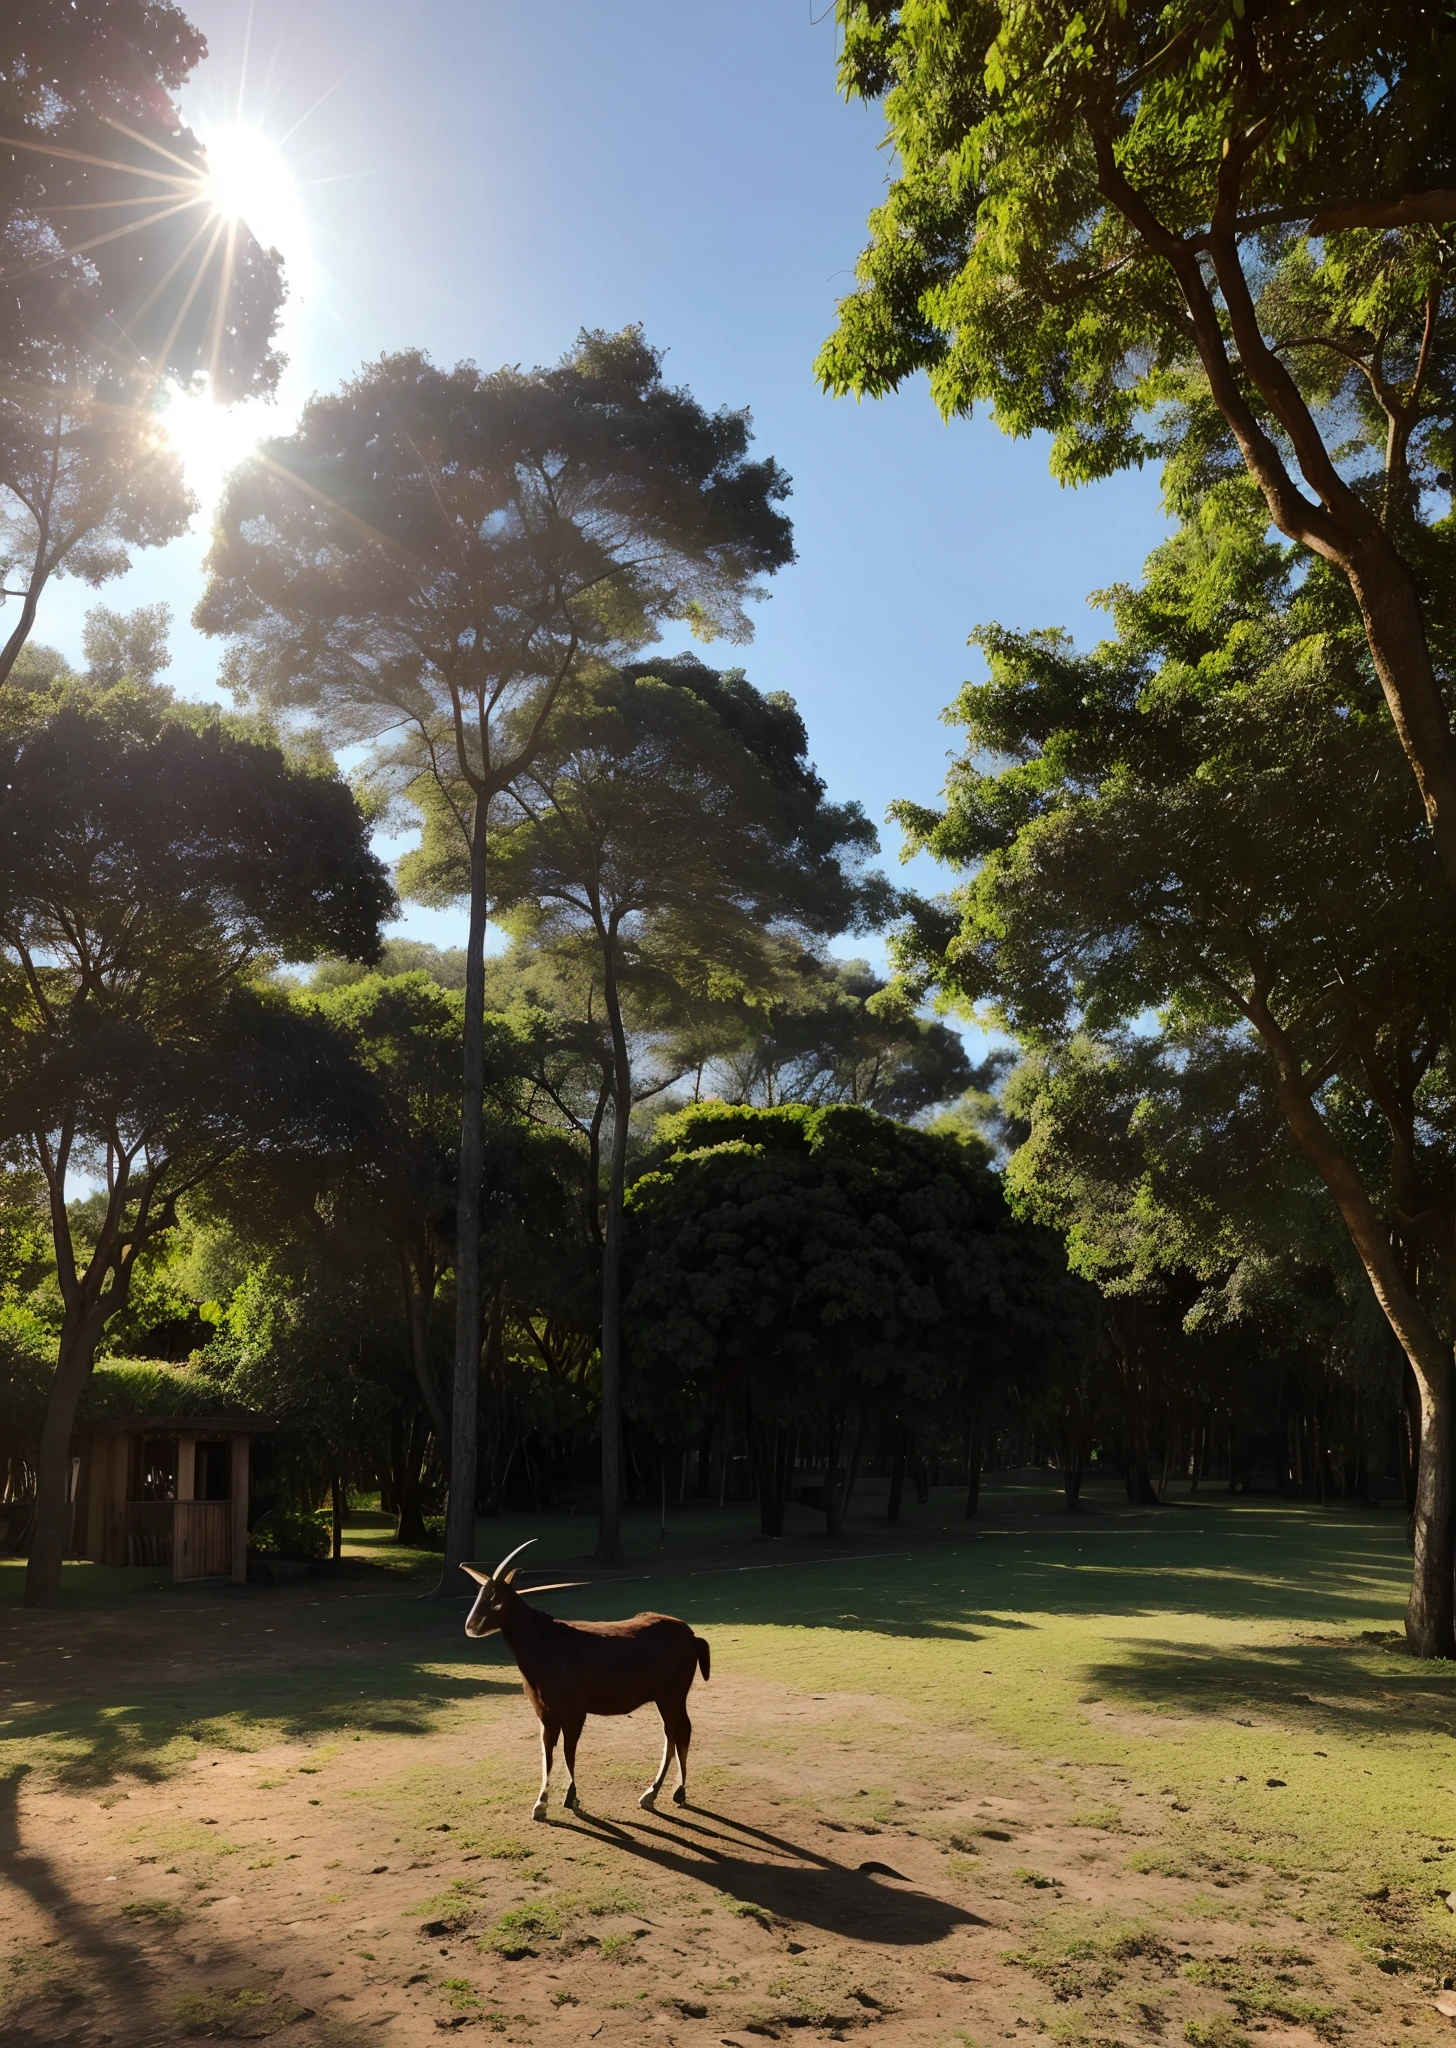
[715,951,972,1120]
[0,648,392,1598]
[625,1101,1092,1524]
[77,1362,243,1421]
[247,1507,330,1563]
[821,3,1456,498]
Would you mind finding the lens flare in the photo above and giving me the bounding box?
[198,125,301,252]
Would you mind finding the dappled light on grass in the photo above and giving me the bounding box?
[1,1659,511,1792]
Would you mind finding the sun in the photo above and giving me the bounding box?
[159,125,312,510]
[198,125,303,255]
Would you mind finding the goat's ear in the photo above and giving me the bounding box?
[503,1569,518,1585]
[460,1565,492,1587]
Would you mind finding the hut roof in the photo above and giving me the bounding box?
[77,1361,265,1427]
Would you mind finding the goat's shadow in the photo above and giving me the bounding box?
[552,1801,982,1945]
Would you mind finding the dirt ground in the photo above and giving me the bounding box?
[0,1546,1427,2048]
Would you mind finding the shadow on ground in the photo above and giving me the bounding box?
[1082,1632,1456,1737]
[556,1802,980,1945]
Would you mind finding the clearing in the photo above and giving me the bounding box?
[1,1474,1453,2048]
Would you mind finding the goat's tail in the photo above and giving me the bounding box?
[694,1635,711,1684]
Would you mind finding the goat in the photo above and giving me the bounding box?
[463,1540,710,1821]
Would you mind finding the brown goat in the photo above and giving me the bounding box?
[463,1540,710,1821]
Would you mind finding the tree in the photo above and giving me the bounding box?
[0,658,391,1605]
[624,1102,1054,1537]
[820,3,1456,888]
[1,2,285,387]
[886,498,1456,1655]
[1001,1032,1405,1506]
[479,658,887,1558]
[0,370,191,681]
[305,972,465,1450]
[1,5,287,680]
[195,338,794,1589]
[715,951,971,1118]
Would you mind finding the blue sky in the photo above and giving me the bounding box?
[32,1,1166,1002]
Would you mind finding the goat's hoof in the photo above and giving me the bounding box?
[671,1786,687,1807]
[563,1787,579,1813]
[638,1789,658,1810]
[531,1801,548,1822]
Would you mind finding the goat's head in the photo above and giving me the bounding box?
[462,1539,537,1637]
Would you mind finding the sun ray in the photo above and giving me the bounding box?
[101,113,212,181]
[0,195,209,286]
[206,216,240,389]
[0,133,195,189]
[118,207,226,340]
[152,214,228,382]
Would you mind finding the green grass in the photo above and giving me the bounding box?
[4,1470,1454,1989]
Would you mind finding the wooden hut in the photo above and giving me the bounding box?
[70,1414,269,1585]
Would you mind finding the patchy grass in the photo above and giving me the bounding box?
[1182,1946,1344,2041]
[3,1476,1454,2045]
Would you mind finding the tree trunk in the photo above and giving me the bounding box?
[439,805,489,1595]
[1125,1424,1159,1505]
[887,1432,907,1525]
[394,1412,430,1546]
[23,1310,105,1606]
[964,1424,982,1519]
[402,1253,446,1445]
[595,935,632,1563]
[825,1413,866,1538]
[0,575,42,687]
[331,1474,344,1561]
[1401,1362,1421,1538]
[695,1417,715,1501]
[1344,549,1456,891]
[1259,1045,1456,1654]
[746,1402,793,1537]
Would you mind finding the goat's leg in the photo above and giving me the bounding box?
[533,1717,559,1823]
[671,1706,692,1807]
[639,1709,675,1810]
[561,1715,585,1813]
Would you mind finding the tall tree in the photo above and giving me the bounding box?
[886,499,1456,1655]
[0,4,287,680]
[820,3,1456,887]
[0,659,391,1605]
[195,331,793,1589]
[474,658,885,1558]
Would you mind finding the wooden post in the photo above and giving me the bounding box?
[172,1434,195,1586]
[230,1435,249,1585]
[100,1434,130,1565]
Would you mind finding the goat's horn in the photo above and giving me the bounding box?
[490,1538,537,1580]
[460,1564,492,1586]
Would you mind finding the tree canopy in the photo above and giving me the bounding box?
[624,1101,1087,1534]
[0,644,391,1603]
[820,2,1456,886]
[195,329,797,1590]
[886,484,1456,1653]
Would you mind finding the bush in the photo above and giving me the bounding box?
[420,1514,447,1552]
[249,1507,329,1562]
